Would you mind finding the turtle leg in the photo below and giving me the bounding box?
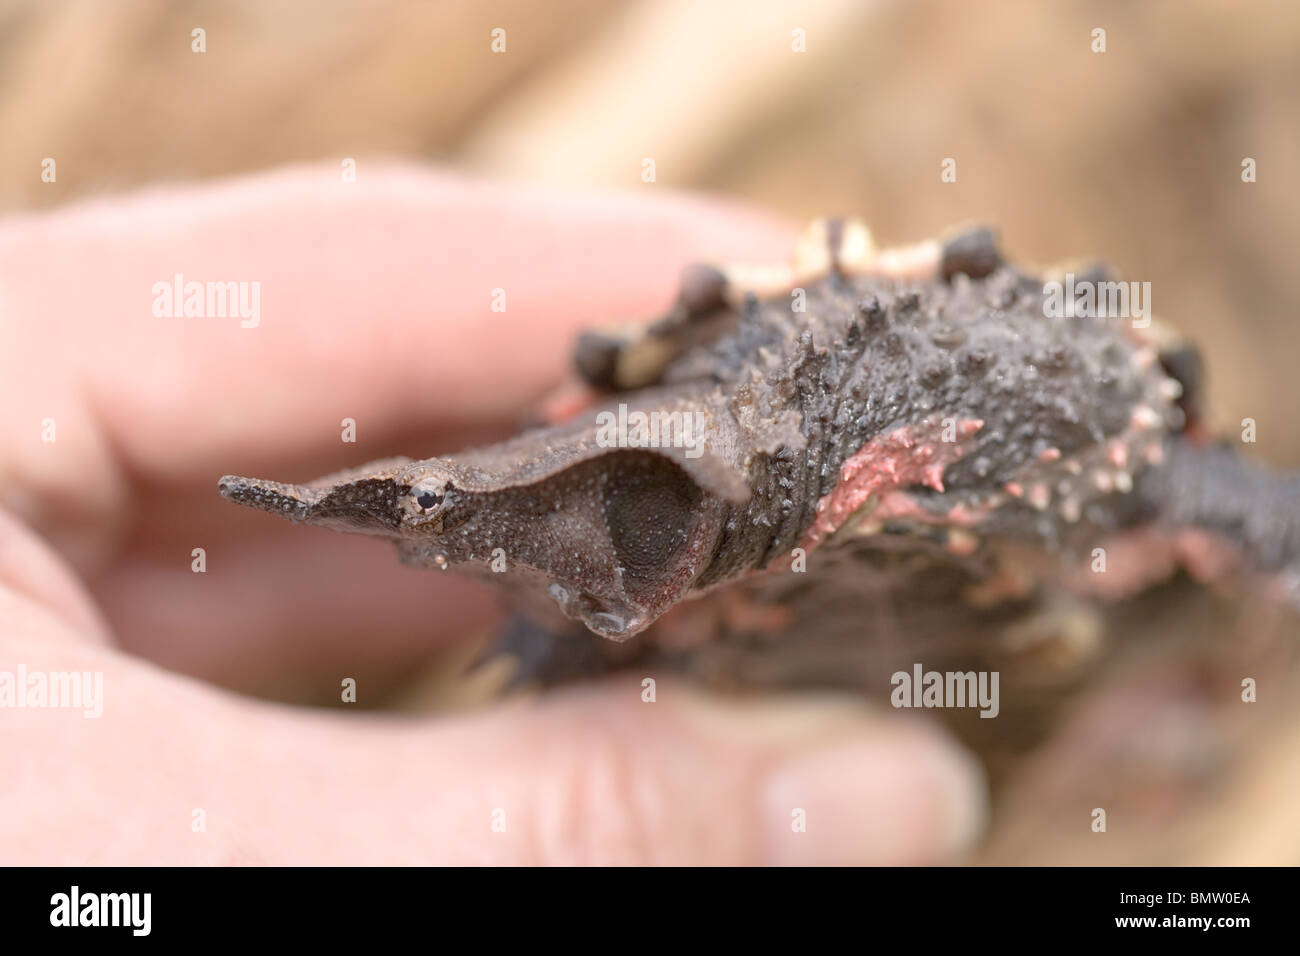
[1134,439,1300,609]
[482,614,651,688]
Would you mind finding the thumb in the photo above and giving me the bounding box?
[247,679,987,865]
[0,629,985,865]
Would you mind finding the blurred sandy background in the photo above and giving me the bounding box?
[3,0,1298,462]
[2,0,1297,863]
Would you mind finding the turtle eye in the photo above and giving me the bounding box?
[405,478,456,521]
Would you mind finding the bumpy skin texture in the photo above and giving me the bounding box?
[219,224,1300,691]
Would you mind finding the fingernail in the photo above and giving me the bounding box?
[759,727,986,866]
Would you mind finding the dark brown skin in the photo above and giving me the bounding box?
[220,222,1300,695]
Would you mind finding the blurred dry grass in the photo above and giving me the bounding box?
[3,0,1298,462]
[3,0,1298,863]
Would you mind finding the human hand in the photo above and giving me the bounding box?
[0,166,984,864]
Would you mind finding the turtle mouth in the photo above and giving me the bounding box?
[545,583,647,642]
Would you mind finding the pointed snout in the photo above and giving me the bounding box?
[217,475,320,522]
[218,473,409,535]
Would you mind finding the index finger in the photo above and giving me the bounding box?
[0,164,793,556]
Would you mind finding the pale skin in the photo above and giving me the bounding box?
[0,165,983,864]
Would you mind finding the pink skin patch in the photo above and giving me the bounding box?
[867,491,987,556]
[1064,526,1242,600]
[801,418,983,550]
